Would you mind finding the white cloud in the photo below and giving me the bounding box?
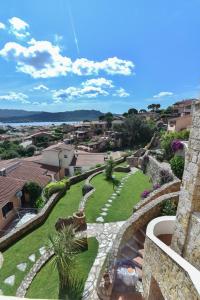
[32,101,48,106]
[0,22,5,30]
[33,84,49,91]
[113,88,129,98]
[53,85,109,102]
[0,39,135,78]
[0,92,30,103]
[153,91,173,98]
[82,78,114,88]
[72,57,134,76]
[0,39,72,78]
[8,17,30,38]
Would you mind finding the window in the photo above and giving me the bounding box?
[2,202,14,218]
[64,155,68,158]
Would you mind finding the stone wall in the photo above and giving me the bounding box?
[143,237,200,300]
[145,155,175,185]
[183,212,200,270]
[134,180,181,211]
[96,192,179,298]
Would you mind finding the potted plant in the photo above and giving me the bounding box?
[73,209,87,231]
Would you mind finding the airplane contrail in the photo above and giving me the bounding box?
[67,0,80,56]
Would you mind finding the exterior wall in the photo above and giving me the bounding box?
[143,237,200,300]
[41,148,74,168]
[183,212,200,270]
[168,115,192,132]
[171,109,200,255]
[0,195,21,231]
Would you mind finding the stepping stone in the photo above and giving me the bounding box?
[28,254,36,263]
[4,275,15,286]
[100,212,107,216]
[111,196,116,199]
[39,246,46,256]
[17,263,27,272]
[113,193,117,196]
[96,217,104,222]
[102,208,108,211]
[105,204,111,207]
[108,200,112,203]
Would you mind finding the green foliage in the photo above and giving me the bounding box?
[114,115,156,148]
[26,145,36,156]
[170,155,185,179]
[34,196,45,209]
[44,180,69,199]
[161,130,189,160]
[0,140,36,159]
[24,181,42,206]
[95,163,102,168]
[105,159,115,180]
[161,200,177,216]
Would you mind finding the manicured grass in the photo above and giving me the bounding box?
[85,172,127,223]
[85,170,152,223]
[0,180,84,296]
[104,171,152,222]
[26,237,98,299]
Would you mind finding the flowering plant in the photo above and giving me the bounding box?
[171,140,184,152]
[153,183,161,190]
[141,190,151,198]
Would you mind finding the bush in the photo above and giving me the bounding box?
[44,179,70,199]
[35,196,45,209]
[160,169,173,185]
[170,155,184,179]
[24,181,42,206]
[161,130,189,161]
[171,140,184,153]
[141,189,151,199]
[95,164,102,168]
[105,159,115,180]
[161,200,177,216]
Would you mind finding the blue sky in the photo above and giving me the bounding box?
[0,0,200,113]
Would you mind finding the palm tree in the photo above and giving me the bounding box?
[49,226,84,299]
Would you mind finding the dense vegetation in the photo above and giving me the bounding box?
[0,140,36,159]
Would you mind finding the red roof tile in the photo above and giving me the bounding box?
[0,176,25,206]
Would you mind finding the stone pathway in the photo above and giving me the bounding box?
[95,168,138,223]
[83,221,125,300]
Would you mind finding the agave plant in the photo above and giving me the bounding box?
[48,225,85,299]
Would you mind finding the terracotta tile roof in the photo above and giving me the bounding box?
[43,143,74,152]
[0,176,25,206]
[71,151,106,167]
[6,161,51,187]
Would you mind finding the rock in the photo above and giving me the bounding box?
[105,204,111,207]
[101,212,107,216]
[39,246,46,256]
[28,254,36,263]
[108,200,113,203]
[17,263,27,272]
[102,208,108,211]
[0,289,3,295]
[4,275,15,286]
[96,217,104,222]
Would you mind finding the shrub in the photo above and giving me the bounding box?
[105,159,115,180]
[35,196,45,209]
[171,140,184,152]
[170,155,184,179]
[44,179,70,199]
[160,169,173,185]
[153,183,161,190]
[95,164,102,168]
[161,200,177,216]
[141,190,151,199]
[24,181,42,206]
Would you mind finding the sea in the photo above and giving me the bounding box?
[0,121,80,127]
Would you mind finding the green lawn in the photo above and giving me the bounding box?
[0,180,84,296]
[85,172,127,223]
[85,170,152,223]
[26,237,98,299]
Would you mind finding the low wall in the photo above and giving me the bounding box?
[114,165,130,173]
[143,224,200,299]
[96,192,179,298]
[0,156,125,251]
[134,179,181,211]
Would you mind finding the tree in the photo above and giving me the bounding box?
[128,108,138,115]
[105,158,115,180]
[49,226,84,299]
[26,145,36,157]
[139,109,147,113]
[147,104,158,112]
[155,104,161,111]
[24,181,42,207]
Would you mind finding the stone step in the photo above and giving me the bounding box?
[135,266,143,281]
[133,256,143,268]
[138,249,144,258]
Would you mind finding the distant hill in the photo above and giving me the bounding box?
[0,109,104,123]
